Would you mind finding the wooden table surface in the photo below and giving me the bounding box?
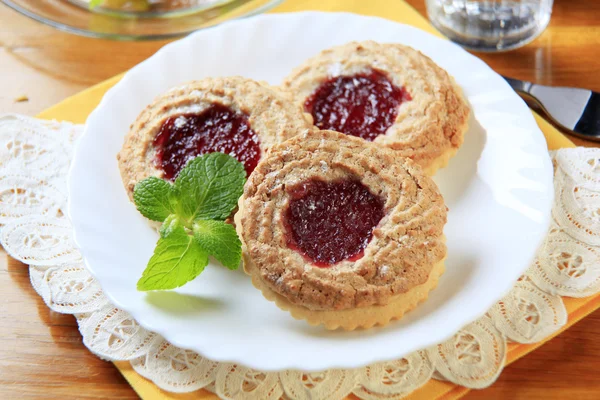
[1,0,599,399]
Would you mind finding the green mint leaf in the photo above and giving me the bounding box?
[193,220,241,270]
[159,214,182,238]
[137,226,208,291]
[134,153,245,291]
[133,177,175,222]
[89,0,103,9]
[173,153,246,221]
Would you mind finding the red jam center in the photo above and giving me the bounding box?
[153,104,261,180]
[284,179,385,267]
[304,70,410,141]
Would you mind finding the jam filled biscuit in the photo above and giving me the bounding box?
[235,130,447,330]
[282,41,470,175]
[118,76,313,198]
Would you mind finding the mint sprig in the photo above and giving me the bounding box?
[193,220,242,271]
[173,151,246,221]
[133,153,246,291]
[133,176,175,222]
[137,225,208,291]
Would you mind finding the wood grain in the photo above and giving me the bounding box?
[1,0,599,398]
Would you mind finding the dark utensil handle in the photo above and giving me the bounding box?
[574,93,600,139]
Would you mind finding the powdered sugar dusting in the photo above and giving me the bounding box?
[328,62,342,76]
[174,116,187,128]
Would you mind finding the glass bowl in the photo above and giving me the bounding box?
[1,0,283,40]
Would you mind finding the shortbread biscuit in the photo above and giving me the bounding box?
[282,41,470,174]
[118,76,313,199]
[235,130,448,330]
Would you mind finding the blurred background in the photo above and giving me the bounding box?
[0,0,596,128]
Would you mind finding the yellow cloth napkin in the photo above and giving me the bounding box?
[38,1,594,399]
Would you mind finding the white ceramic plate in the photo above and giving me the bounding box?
[69,12,553,371]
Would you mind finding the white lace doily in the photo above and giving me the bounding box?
[2,113,599,399]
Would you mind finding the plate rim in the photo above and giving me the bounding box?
[68,11,554,371]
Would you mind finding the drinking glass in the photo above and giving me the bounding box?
[425,0,554,52]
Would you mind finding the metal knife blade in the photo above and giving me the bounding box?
[504,76,600,141]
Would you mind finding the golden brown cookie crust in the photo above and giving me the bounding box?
[235,130,447,315]
[281,41,470,174]
[117,76,313,199]
[250,258,445,330]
